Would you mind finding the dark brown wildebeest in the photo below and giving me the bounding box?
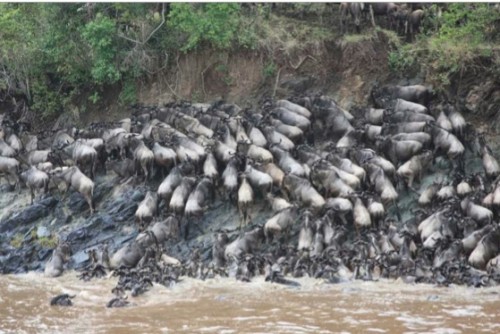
[407,9,425,42]
[368,2,399,29]
[340,2,365,34]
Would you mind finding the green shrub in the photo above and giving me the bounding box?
[263,61,277,78]
[389,3,500,90]
[37,235,58,249]
[81,14,121,85]
[119,78,137,106]
[10,234,24,248]
[168,3,246,51]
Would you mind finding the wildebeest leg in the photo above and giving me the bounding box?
[30,188,35,205]
[394,202,402,221]
[14,175,21,191]
[142,163,149,184]
[239,210,245,231]
[61,184,70,201]
[120,148,126,160]
[340,214,349,226]
[285,227,292,245]
[450,159,463,177]
[193,217,205,236]
[182,217,190,240]
[149,161,154,182]
[91,158,96,180]
[408,185,420,196]
[86,194,95,215]
[246,212,252,228]
[459,158,466,175]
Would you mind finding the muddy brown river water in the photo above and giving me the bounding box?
[1,273,499,334]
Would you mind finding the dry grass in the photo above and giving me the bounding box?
[248,14,336,58]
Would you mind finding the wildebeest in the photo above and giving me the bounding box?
[468,227,500,269]
[135,191,158,229]
[0,139,16,157]
[51,166,94,214]
[297,210,314,251]
[237,140,273,164]
[243,162,273,195]
[238,175,254,229]
[224,226,265,262]
[105,158,135,181]
[368,2,399,29]
[284,173,326,210]
[149,215,180,243]
[212,232,229,268]
[340,2,364,34]
[153,142,177,177]
[396,151,433,188]
[45,242,72,277]
[310,161,354,198]
[373,84,433,108]
[169,176,196,215]
[0,156,20,187]
[131,138,155,182]
[264,205,299,242]
[157,165,183,205]
[50,294,75,306]
[19,166,50,204]
[377,137,423,165]
[480,137,500,180]
[352,196,371,234]
[109,231,157,268]
[407,9,424,41]
[59,140,98,179]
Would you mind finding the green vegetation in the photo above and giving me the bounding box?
[10,234,24,248]
[9,229,58,249]
[263,61,277,78]
[37,235,58,249]
[168,3,243,51]
[1,3,498,120]
[0,3,335,120]
[388,3,500,91]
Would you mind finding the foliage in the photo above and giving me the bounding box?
[119,77,137,106]
[437,4,497,45]
[1,3,497,120]
[37,235,58,249]
[263,61,277,78]
[168,3,243,51]
[388,45,418,74]
[81,14,121,85]
[10,234,24,248]
[389,3,500,90]
[0,3,339,120]
[0,3,157,118]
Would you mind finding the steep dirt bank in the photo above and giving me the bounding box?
[136,31,395,111]
[63,30,397,129]
[66,30,500,143]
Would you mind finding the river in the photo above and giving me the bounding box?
[1,273,499,334]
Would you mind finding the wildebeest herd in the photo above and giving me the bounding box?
[340,2,432,41]
[1,82,500,307]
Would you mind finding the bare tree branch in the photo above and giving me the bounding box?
[117,3,166,46]
[143,3,166,45]
[272,67,282,99]
[289,55,317,70]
